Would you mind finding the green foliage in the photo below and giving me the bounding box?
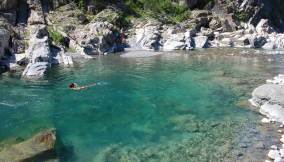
[235,11,249,22]
[74,0,191,24]
[123,0,191,24]
[75,0,86,11]
[48,29,65,46]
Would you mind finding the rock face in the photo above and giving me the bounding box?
[162,27,193,50]
[71,21,119,55]
[256,19,274,35]
[0,27,10,58]
[0,128,56,162]
[0,0,17,11]
[22,0,52,78]
[134,20,162,50]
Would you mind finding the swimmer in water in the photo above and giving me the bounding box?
[69,82,97,91]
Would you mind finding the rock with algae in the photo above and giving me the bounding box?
[0,128,56,162]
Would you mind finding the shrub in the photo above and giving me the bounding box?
[123,0,191,24]
[48,29,65,46]
[235,11,250,22]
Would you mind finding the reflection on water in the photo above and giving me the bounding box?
[0,48,284,162]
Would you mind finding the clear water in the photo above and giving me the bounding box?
[0,49,284,162]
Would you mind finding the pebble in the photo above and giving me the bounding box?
[271,145,278,150]
[240,144,248,148]
[280,124,284,128]
[280,138,284,144]
[262,118,271,123]
[280,149,284,157]
[256,142,265,149]
[268,150,281,160]
[279,130,283,133]
[274,157,284,162]
[237,152,244,157]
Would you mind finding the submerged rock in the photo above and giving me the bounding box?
[0,128,56,162]
[0,0,17,11]
[22,62,49,78]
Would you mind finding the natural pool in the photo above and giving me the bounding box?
[0,49,284,162]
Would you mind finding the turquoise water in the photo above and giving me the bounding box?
[0,49,284,161]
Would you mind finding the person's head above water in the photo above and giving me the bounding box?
[69,83,77,89]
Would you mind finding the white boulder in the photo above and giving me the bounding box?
[260,103,284,123]
[135,21,161,50]
[163,33,186,51]
[251,84,284,107]
[193,36,209,48]
[268,149,281,160]
[256,19,274,35]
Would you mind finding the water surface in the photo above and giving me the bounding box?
[0,49,284,162]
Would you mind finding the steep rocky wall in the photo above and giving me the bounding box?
[212,0,284,30]
[0,0,18,11]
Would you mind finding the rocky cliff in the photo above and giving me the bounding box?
[1,0,284,77]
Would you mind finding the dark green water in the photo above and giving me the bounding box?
[0,49,284,162]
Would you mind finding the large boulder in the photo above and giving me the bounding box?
[251,84,284,107]
[250,75,284,124]
[272,34,284,49]
[0,128,56,162]
[256,19,274,35]
[26,25,50,62]
[134,20,162,50]
[23,24,51,78]
[250,35,267,48]
[22,62,49,78]
[163,33,186,51]
[260,103,284,122]
[193,36,209,48]
[262,34,284,49]
[71,21,120,55]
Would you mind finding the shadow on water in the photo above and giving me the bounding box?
[55,132,77,162]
